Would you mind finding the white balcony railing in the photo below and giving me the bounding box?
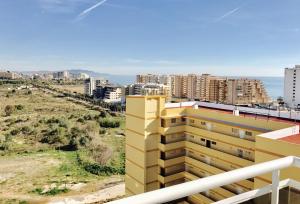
[109,156,300,204]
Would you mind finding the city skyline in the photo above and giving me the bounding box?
[1,0,300,76]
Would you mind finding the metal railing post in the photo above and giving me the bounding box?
[271,170,280,204]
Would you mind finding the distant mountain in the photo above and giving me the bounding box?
[67,69,135,85]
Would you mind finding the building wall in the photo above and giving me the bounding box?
[136,74,270,105]
[125,96,298,203]
[84,78,95,96]
[284,66,300,108]
[125,96,165,195]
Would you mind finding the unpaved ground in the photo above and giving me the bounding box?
[49,183,125,204]
[0,153,124,204]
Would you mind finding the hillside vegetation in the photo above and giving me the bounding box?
[0,83,125,204]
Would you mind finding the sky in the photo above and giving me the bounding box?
[0,0,300,76]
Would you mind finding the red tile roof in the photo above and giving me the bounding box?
[279,134,300,145]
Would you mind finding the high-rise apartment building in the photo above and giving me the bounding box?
[84,77,95,96]
[53,71,69,80]
[170,75,187,98]
[209,78,227,103]
[187,74,198,100]
[125,96,300,203]
[197,74,214,101]
[136,74,160,84]
[284,65,300,108]
[226,79,269,105]
[136,74,270,105]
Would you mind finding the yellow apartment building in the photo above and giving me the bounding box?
[125,95,300,204]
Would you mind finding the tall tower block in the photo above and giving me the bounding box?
[125,96,165,196]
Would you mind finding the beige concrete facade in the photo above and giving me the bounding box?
[125,95,300,203]
[136,74,269,105]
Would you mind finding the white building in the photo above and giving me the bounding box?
[53,71,69,80]
[104,87,122,103]
[284,65,300,108]
[123,83,171,102]
[84,77,95,96]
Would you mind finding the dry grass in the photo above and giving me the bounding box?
[0,84,125,203]
[52,85,84,94]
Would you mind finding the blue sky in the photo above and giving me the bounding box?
[0,0,300,76]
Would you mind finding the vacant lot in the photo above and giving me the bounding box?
[52,85,84,94]
[0,84,125,203]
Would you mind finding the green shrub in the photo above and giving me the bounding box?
[99,119,120,128]
[21,126,32,134]
[31,187,69,196]
[46,117,68,128]
[44,187,69,196]
[77,118,85,123]
[10,128,20,136]
[41,127,66,145]
[83,114,93,120]
[99,111,107,118]
[31,188,43,194]
[15,104,24,110]
[76,152,125,176]
[67,127,91,150]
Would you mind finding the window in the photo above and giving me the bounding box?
[245,131,252,136]
[181,117,186,122]
[161,135,166,144]
[212,141,217,145]
[237,149,243,158]
[206,140,211,148]
[232,128,239,134]
[160,168,165,176]
[201,121,206,125]
[190,119,195,123]
[201,138,206,142]
[171,118,176,123]
[161,119,166,128]
[160,152,166,160]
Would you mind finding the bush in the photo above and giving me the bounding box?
[99,119,120,128]
[46,117,68,128]
[15,104,24,110]
[99,129,106,134]
[99,111,107,118]
[4,105,14,116]
[83,114,93,120]
[41,127,66,145]
[76,151,125,176]
[67,127,91,150]
[11,128,20,136]
[91,144,112,165]
[44,187,69,196]
[31,187,69,196]
[77,118,85,123]
[21,126,32,134]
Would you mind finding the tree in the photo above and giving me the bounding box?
[4,105,14,116]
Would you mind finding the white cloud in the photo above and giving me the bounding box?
[76,0,110,20]
[214,6,242,23]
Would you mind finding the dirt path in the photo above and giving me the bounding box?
[48,183,125,204]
